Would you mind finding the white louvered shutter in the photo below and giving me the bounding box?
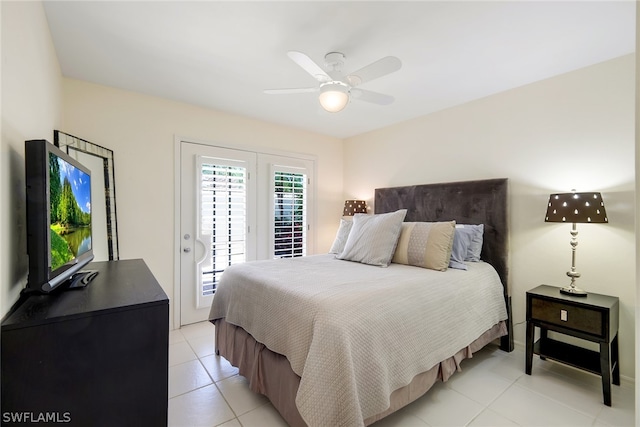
[272,166,307,259]
[198,158,248,298]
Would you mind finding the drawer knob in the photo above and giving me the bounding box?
[560,310,568,321]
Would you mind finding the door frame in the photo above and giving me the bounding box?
[173,136,318,329]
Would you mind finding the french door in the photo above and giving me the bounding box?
[178,141,314,326]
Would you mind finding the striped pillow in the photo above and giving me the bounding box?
[392,221,456,271]
[337,209,407,267]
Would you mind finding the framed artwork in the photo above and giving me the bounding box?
[54,130,119,261]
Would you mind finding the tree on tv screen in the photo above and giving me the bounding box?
[49,154,91,269]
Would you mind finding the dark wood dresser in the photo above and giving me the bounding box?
[1,259,169,426]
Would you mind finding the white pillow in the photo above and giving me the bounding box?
[337,209,407,267]
[329,219,353,254]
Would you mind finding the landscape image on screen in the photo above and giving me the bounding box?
[49,152,92,271]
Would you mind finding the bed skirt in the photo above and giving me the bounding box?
[212,318,507,426]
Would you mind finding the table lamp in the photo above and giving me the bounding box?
[544,190,608,296]
[343,200,367,216]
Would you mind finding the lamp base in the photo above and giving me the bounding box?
[560,286,588,297]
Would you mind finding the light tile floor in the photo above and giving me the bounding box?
[169,321,635,426]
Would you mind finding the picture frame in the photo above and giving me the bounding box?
[54,130,119,261]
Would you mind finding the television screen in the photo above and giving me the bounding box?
[48,151,92,271]
[25,140,95,293]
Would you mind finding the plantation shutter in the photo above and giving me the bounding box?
[199,158,248,298]
[272,165,307,259]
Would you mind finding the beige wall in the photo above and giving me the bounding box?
[61,79,343,327]
[344,55,636,381]
[0,1,62,317]
[635,2,639,422]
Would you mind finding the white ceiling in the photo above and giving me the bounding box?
[43,1,635,139]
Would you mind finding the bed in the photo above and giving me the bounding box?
[209,178,513,427]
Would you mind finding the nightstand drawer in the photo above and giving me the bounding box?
[531,298,603,336]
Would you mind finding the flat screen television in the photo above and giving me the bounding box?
[25,139,97,293]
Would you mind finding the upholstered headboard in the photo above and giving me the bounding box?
[374,178,513,351]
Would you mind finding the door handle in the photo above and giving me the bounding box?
[183,247,191,253]
[195,235,211,266]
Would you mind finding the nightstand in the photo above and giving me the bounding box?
[525,285,619,406]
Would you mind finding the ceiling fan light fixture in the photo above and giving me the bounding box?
[319,82,350,113]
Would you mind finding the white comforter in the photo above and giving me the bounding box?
[209,254,508,427]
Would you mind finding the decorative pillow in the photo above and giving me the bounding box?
[461,224,484,262]
[329,219,353,254]
[337,209,407,267]
[392,221,456,271]
[449,226,475,270]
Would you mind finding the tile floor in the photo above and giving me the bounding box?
[169,321,634,426]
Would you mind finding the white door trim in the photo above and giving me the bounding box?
[173,138,181,330]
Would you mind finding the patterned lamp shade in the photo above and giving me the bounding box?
[545,192,608,224]
[343,200,367,216]
[544,190,608,297]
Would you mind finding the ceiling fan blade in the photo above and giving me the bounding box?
[287,51,331,83]
[346,56,402,86]
[351,88,395,105]
[264,87,318,95]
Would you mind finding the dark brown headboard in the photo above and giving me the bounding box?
[374,178,513,351]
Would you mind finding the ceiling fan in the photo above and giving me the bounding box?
[264,51,402,113]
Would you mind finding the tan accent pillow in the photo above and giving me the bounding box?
[392,221,456,271]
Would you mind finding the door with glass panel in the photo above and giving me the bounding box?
[180,143,256,325]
